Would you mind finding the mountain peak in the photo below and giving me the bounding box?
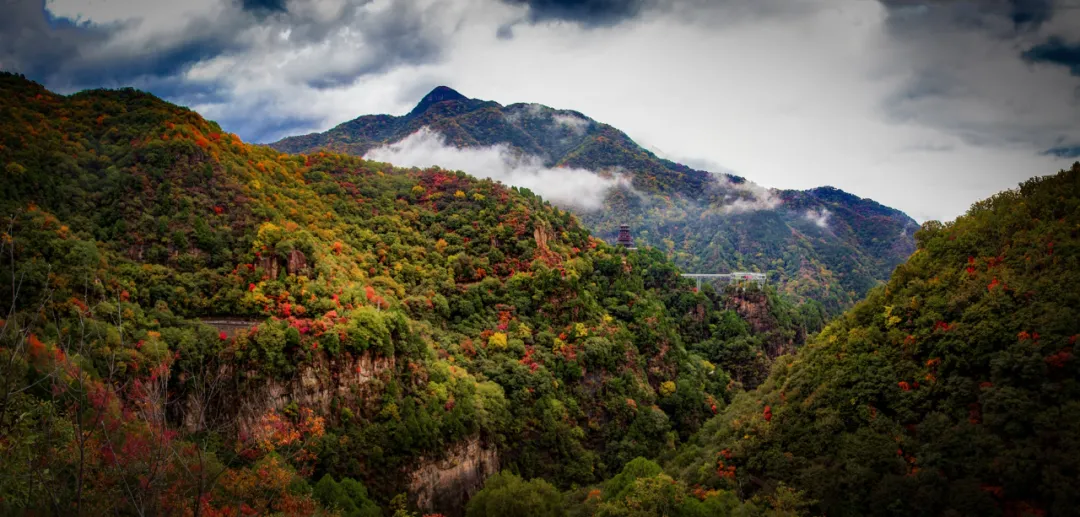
[410,86,468,116]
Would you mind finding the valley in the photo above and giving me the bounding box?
[1,72,1077,517]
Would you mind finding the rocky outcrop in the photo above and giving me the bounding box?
[179,350,497,516]
[725,291,803,360]
[182,351,394,435]
[533,223,551,249]
[258,254,280,279]
[286,249,308,276]
[408,436,499,516]
[257,249,310,279]
[726,291,774,337]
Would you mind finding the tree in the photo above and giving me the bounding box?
[313,474,382,517]
[466,472,565,517]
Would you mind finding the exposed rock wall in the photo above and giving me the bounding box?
[534,223,551,249]
[725,290,803,359]
[257,249,309,279]
[180,349,497,516]
[408,435,499,517]
[286,249,308,276]
[182,351,394,434]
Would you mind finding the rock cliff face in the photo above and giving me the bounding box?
[180,350,498,514]
[725,290,803,359]
[182,350,394,434]
[408,435,500,516]
[256,249,309,280]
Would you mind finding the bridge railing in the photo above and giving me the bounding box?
[682,272,766,290]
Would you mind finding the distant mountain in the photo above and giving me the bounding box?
[272,87,919,313]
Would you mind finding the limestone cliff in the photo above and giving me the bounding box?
[725,290,804,359]
[181,350,394,435]
[179,349,499,516]
[408,435,500,516]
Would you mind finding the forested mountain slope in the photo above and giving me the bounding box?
[272,87,919,314]
[666,165,1080,517]
[451,165,1080,517]
[0,73,817,516]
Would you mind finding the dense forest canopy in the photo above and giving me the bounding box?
[0,73,816,516]
[666,165,1080,517]
[464,165,1080,517]
[3,72,1077,517]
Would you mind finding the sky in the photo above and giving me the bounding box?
[2,0,1079,222]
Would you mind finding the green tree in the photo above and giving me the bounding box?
[313,475,382,517]
[466,472,565,517]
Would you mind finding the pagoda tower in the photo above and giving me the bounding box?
[616,224,635,248]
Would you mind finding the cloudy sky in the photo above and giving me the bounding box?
[3,0,1079,222]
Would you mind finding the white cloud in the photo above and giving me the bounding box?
[552,112,590,134]
[804,208,831,228]
[363,127,624,210]
[709,175,782,214]
[28,0,1080,222]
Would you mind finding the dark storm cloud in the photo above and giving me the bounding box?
[502,0,646,26]
[241,0,288,13]
[873,0,1080,158]
[218,107,324,143]
[1,0,250,91]
[137,76,230,106]
[1,0,449,95]
[302,2,446,89]
[1024,36,1080,75]
[1045,145,1080,158]
[878,0,1056,29]
[69,37,241,91]
[0,0,109,82]
[1008,0,1054,26]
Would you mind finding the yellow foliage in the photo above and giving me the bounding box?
[488,332,508,349]
[515,323,532,339]
[660,381,677,397]
[574,322,588,338]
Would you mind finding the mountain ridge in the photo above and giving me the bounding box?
[271,87,919,314]
[0,72,820,515]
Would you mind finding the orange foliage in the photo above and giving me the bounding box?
[716,460,736,480]
[70,297,89,313]
[250,407,324,453]
[1045,348,1072,368]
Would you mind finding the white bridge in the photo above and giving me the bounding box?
[683,272,766,290]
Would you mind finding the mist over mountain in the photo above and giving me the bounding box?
[3,66,1079,517]
[4,0,1080,513]
[272,87,920,313]
[0,73,821,516]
